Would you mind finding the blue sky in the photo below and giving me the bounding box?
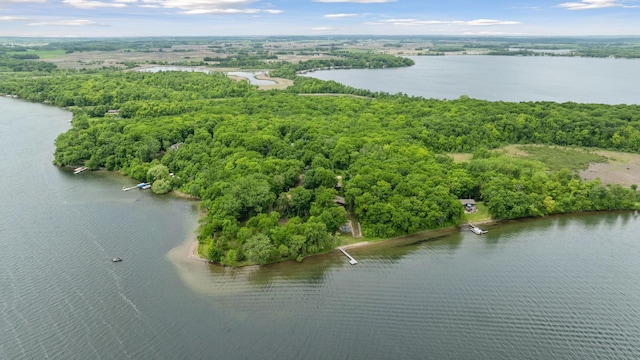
[1,0,639,37]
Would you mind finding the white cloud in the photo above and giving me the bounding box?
[377,18,520,26]
[181,8,259,14]
[137,0,282,15]
[314,0,395,3]
[312,26,333,31]
[0,16,30,20]
[63,0,128,9]
[28,19,106,26]
[0,0,46,3]
[459,19,520,26]
[462,31,526,36]
[324,13,357,18]
[557,0,639,10]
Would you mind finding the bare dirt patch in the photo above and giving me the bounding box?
[580,150,640,187]
[495,144,533,158]
[255,74,293,90]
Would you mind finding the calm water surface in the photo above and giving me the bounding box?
[306,56,640,104]
[2,97,640,359]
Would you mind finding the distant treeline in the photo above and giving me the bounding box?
[270,51,415,78]
[0,56,55,72]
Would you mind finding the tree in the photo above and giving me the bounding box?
[303,167,337,189]
[151,178,172,194]
[147,163,170,182]
[244,233,276,265]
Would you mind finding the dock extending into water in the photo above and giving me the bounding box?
[468,222,488,235]
[338,247,358,265]
[123,182,151,191]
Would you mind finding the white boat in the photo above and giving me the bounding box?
[112,257,123,262]
[73,166,88,174]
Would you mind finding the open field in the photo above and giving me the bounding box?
[451,144,640,188]
[498,144,607,171]
[581,150,640,187]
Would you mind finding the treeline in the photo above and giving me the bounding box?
[270,52,415,78]
[1,70,639,265]
[10,53,40,60]
[204,53,278,68]
[573,46,640,59]
[41,39,179,52]
[0,56,56,72]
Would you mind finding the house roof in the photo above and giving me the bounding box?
[334,196,346,204]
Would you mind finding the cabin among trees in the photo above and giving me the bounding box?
[460,199,478,213]
[333,196,346,207]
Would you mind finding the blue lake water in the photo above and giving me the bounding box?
[305,55,640,104]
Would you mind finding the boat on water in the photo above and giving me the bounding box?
[73,166,88,174]
[112,257,123,262]
[136,182,151,190]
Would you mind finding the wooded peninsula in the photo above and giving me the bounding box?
[2,37,640,266]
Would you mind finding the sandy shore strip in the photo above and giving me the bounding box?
[255,74,293,90]
[188,241,209,263]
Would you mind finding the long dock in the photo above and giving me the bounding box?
[338,247,358,265]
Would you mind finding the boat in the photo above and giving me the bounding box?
[136,182,151,190]
[112,257,123,262]
[73,166,88,174]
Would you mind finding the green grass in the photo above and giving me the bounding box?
[8,49,67,59]
[518,145,607,171]
[198,241,210,259]
[464,202,492,223]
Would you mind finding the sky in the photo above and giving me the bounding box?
[1,0,639,37]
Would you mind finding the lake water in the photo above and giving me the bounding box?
[2,82,640,358]
[305,56,640,104]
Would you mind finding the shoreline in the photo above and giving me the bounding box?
[186,219,501,266]
[188,240,209,263]
[184,212,635,267]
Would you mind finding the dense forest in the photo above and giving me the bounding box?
[1,66,639,266]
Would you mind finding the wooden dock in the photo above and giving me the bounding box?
[338,247,358,265]
[468,222,487,235]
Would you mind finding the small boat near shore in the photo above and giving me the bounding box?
[137,182,151,190]
[73,166,88,174]
[112,257,123,262]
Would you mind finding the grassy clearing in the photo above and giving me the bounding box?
[517,145,607,171]
[198,242,210,259]
[450,153,473,163]
[464,202,492,223]
[452,145,608,171]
